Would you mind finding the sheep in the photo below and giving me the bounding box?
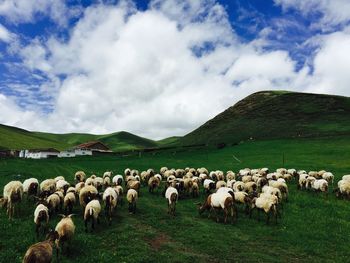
[342,175,350,181]
[114,185,124,206]
[103,187,118,225]
[227,179,236,189]
[175,169,185,178]
[85,177,95,187]
[160,167,168,175]
[84,200,101,232]
[276,168,287,175]
[267,173,277,181]
[146,169,154,177]
[216,180,227,189]
[165,187,178,216]
[256,177,268,191]
[124,168,131,176]
[250,194,278,224]
[79,185,98,210]
[75,182,85,195]
[22,229,59,263]
[239,168,251,177]
[66,187,76,195]
[56,180,70,194]
[262,186,282,204]
[34,204,49,237]
[197,167,209,175]
[268,180,289,201]
[154,174,162,182]
[287,169,297,177]
[334,180,350,199]
[125,175,136,183]
[231,191,252,214]
[46,193,61,215]
[167,175,176,182]
[103,176,111,188]
[112,175,124,186]
[40,179,56,197]
[198,191,236,224]
[298,173,309,190]
[148,176,160,193]
[126,180,141,195]
[64,192,76,215]
[311,179,328,193]
[226,171,235,181]
[103,171,113,179]
[306,176,316,190]
[55,214,75,257]
[23,178,39,199]
[233,181,245,192]
[74,171,86,182]
[127,189,138,214]
[192,182,199,198]
[183,178,193,195]
[0,181,23,219]
[199,173,208,181]
[244,182,258,194]
[94,177,103,191]
[322,172,334,184]
[54,191,64,211]
[260,168,269,176]
[203,179,215,194]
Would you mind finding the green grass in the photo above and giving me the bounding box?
[0,136,350,262]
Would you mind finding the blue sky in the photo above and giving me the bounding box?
[0,0,350,138]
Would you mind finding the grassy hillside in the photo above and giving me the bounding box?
[0,136,349,262]
[179,90,350,146]
[0,125,159,152]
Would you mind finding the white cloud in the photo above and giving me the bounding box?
[0,0,80,26]
[0,23,14,42]
[2,0,350,140]
[274,0,350,29]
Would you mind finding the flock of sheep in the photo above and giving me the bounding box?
[0,166,350,263]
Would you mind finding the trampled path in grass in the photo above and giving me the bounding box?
[0,136,349,262]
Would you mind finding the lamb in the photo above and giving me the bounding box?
[22,229,59,263]
[79,185,98,210]
[64,192,76,215]
[84,200,101,232]
[203,179,215,194]
[40,179,56,197]
[0,180,23,219]
[55,214,75,257]
[165,187,178,216]
[74,171,86,182]
[34,204,49,237]
[127,189,138,214]
[198,191,236,224]
[23,178,39,199]
[311,179,328,193]
[103,187,118,225]
[112,175,124,186]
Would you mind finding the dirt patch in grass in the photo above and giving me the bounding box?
[146,233,171,251]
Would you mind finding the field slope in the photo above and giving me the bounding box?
[179,90,350,146]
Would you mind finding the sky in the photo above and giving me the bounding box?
[0,0,350,139]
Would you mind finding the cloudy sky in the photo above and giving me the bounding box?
[0,0,350,139]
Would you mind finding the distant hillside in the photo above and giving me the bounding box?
[0,125,158,151]
[179,90,350,146]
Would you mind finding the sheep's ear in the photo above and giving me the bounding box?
[68,214,76,218]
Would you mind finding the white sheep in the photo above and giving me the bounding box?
[23,178,39,199]
[75,171,86,182]
[127,189,138,214]
[40,179,56,196]
[34,204,49,237]
[0,180,23,219]
[103,187,118,225]
[46,193,61,215]
[311,179,328,193]
[335,180,350,199]
[56,179,70,194]
[64,192,76,215]
[112,175,124,186]
[322,172,334,184]
[233,181,245,192]
[203,179,215,194]
[84,199,101,232]
[165,187,178,216]
[251,194,278,224]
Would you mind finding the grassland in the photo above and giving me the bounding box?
[0,135,349,262]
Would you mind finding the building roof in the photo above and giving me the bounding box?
[74,141,111,151]
[28,148,60,153]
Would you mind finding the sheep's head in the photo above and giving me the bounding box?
[46,229,59,242]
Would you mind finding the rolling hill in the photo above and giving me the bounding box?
[178,90,350,146]
[0,125,158,151]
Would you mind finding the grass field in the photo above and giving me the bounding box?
[0,136,350,262]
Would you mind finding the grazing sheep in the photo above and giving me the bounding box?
[103,187,118,225]
[74,171,86,182]
[66,187,76,195]
[256,177,268,191]
[34,204,49,237]
[233,181,245,192]
[197,167,209,175]
[262,186,282,204]
[56,180,70,194]
[165,187,178,216]
[203,179,216,194]
[22,229,59,263]
[85,177,95,187]
[64,192,76,215]
[148,176,160,193]
[40,179,56,197]
[227,179,236,189]
[244,182,258,194]
[84,200,101,232]
[311,179,328,193]
[55,214,75,257]
[112,175,124,186]
[94,177,103,191]
[46,193,61,215]
[0,180,23,219]
[216,180,227,189]
[335,180,350,199]
[167,175,176,182]
[322,172,334,184]
[79,185,98,210]
[127,189,138,214]
[232,191,252,214]
[251,194,278,224]
[276,168,287,175]
[183,178,193,194]
[126,180,141,195]
[23,178,39,199]
[198,192,236,224]
[298,173,309,190]
[305,176,316,190]
[268,180,289,201]
[199,173,208,181]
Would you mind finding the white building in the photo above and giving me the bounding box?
[25,148,60,159]
[58,150,76,158]
[74,148,93,156]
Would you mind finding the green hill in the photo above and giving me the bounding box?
[0,125,158,152]
[179,90,350,146]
